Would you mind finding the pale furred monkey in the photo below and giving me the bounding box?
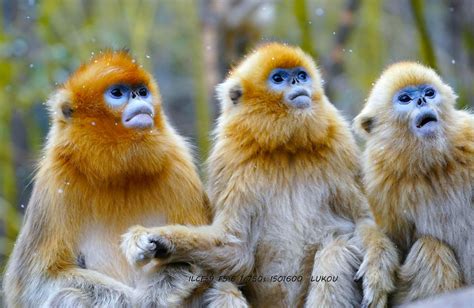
[3,51,248,307]
[121,43,399,307]
[354,62,473,304]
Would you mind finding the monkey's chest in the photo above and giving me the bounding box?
[77,212,167,286]
[249,188,353,305]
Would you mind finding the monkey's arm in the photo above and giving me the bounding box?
[305,234,362,307]
[121,194,258,277]
[391,235,464,305]
[45,267,134,306]
[6,226,134,307]
[332,181,399,308]
[3,189,133,307]
[353,218,399,308]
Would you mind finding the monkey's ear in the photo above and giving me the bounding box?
[353,113,375,138]
[216,78,243,108]
[46,89,74,122]
[229,84,243,105]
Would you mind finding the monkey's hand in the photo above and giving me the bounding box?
[355,225,399,308]
[121,225,175,268]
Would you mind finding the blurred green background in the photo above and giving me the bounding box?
[0,0,473,272]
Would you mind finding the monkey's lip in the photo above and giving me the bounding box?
[125,112,153,123]
[287,89,312,109]
[288,89,311,101]
[124,113,154,129]
[415,112,438,128]
[123,105,154,129]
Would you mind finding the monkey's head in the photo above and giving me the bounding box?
[354,62,457,143]
[216,43,329,150]
[52,51,163,132]
[46,51,168,181]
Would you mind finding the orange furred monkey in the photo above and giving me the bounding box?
[3,51,247,307]
[122,43,399,307]
[354,62,473,304]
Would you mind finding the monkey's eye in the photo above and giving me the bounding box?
[138,87,148,97]
[272,73,284,83]
[425,88,435,98]
[105,85,130,107]
[398,94,411,103]
[110,88,123,98]
[297,71,307,81]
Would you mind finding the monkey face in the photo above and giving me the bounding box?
[54,51,164,139]
[216,44,329,149]
[392,84,441,138]
[220,43,323,113]
[267,67,313,110]
[104,84,154,129]
[44,52,168,179]
[355,62,457,143]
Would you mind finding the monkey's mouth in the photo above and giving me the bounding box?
[126,112,153,123]
[286,88,312,109]
[412,110,439,137]
[123,105,154,129]
[415,113,438,128]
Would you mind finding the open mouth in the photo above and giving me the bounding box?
[416,113,438,128]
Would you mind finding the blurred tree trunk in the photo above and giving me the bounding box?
[217,0,263,73]
[198,0,265,125]
[346,0,383,115]
[323,0,361,101]
[410,0,439,70]
[186,1,211,161]
[200,0,221,119]
[293,0,317,58]
[124,1,158,63]
[446,0,469,108]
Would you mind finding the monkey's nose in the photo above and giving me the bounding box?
[417,98,426,106]
[131,92,137,99]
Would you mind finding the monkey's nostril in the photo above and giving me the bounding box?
[132,92,136,99]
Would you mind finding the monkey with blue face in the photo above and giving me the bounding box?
[3,51,248,307]
[393,85,440,137]
[122,43,399,307]
[354,62,473,304]
[267,66,313,108]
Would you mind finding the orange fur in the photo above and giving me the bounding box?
[3,51,211,306]
[354,62,473,304]
[123,43,399,307]
[220,43,326,152]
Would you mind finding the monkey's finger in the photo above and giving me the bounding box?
[354,257,368,281]
[149,237,173,258]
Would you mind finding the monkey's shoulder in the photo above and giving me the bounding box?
[451,110,474,168]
